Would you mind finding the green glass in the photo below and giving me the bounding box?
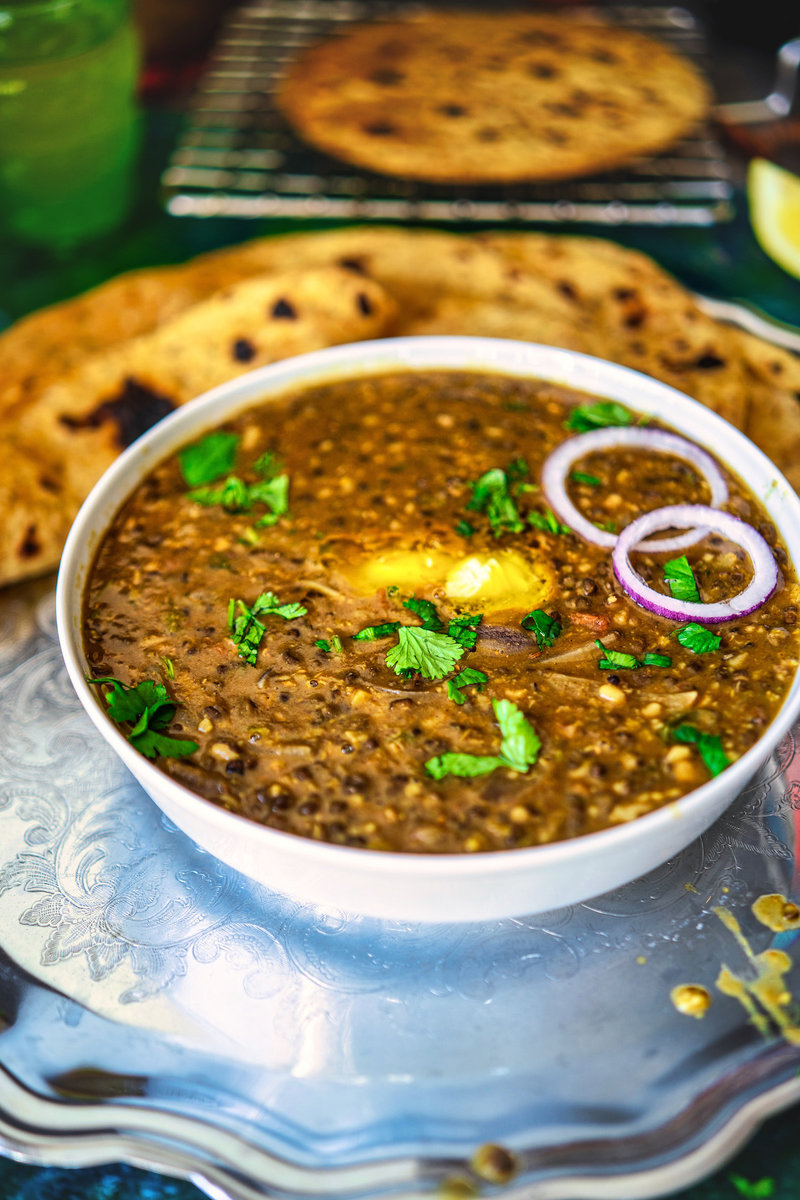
[0,0,140,249]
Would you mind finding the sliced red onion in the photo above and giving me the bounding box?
[612,504,778,623]
[541,427,728,554]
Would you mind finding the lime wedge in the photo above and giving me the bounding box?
[748,157,800,281]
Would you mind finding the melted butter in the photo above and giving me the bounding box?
[752,893,800,932]
[346,548,460,593]
[670,984,712,1018]
[345,547,553,613]
[445,549,553,610]
[711,903,800,1044]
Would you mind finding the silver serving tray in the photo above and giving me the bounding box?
[2,303,800,1198]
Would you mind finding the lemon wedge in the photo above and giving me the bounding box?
[748,157,800,281]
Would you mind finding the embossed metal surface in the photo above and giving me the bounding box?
[1,580,800,1200]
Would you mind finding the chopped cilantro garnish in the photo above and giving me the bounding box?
[448,612,483,650]
[595,641,672,670]
[522,609,561,649]
[353,621,400,642]
[403,595,443,631]
[664,555,700,603]
[426,698,541,779]
[495,697,542,772]
[86,677,198,760]
[506,457,529,483]
[316,634,343,654]
[386,626,465,680]
[466,467,524,536]
[229,590,307,665]
[190,475,250,511]
[187,451,290,527]
[595,640,641,670]
[426,753,505,780]
[643,652,672,668]
[728,1174,776,1199]
[565,401,634,432]
[670,722,730,777]
[595,520,618,533]
[528,508,571,535]
[507,457,537,494]
[178,431,240,487]
[448,667,488,705]
[455,518,475,538]
[570,470,601,487]
[252,449,282,479]
[674,623,721,654]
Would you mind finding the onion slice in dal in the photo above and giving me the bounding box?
[541,428,728,553]
[612,504,779,623]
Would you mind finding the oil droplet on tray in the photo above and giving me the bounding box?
[752,893,800,933]
[671,983,712,1018]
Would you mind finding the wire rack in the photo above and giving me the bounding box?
[161,0,734,227]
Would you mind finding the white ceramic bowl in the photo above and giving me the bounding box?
[57,337,800,922]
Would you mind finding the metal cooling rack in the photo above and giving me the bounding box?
[161,1,734,227]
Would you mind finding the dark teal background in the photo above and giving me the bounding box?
[1,103,800,1200]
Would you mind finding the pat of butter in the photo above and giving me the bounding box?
[348,548,460,592]
[445,550,553,611]
[345,546,553,613]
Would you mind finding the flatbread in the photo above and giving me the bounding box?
[7,266,394,584]
[5,224,800,591]
[277,11,711,183]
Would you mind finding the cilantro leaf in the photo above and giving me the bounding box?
[86,677,198,760]
[188,475,251,511]
[230,591,307,665]
[664,555,700,603]
[565,401,634,432]
[253,449,282,479]
[188,463,290,528]
[252,473,290,526]
[448,667,488,705]
[132,729,200,760]
[179,431,240,487]
[728,1174,776,1199]
[466,467,524,536]
[595,640,641,670]
[425,698,540,779]
[426,753,505,780]
[385,626,464,680]
[403,595,443,631]
[353,621,400,641]
[670,723,730,777]
[455,518,475,538]
[494,697,541,772]
[570,470,601,487]
[251,591,307,620]
[316,634,343,654]
[506,457,529,484]
[528,508,571,535]
[674,623,721,654]
[447,612,483,650]
[521,609,561,649]
[643,652,672,668]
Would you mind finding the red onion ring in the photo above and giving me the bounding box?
[612,504,778,623]
[541,427,728,553]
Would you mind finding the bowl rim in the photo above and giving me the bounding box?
[56,335,800,886]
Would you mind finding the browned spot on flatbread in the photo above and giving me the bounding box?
[271,298,297,320]
[59,377,176,449]
[18,524,41,560]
